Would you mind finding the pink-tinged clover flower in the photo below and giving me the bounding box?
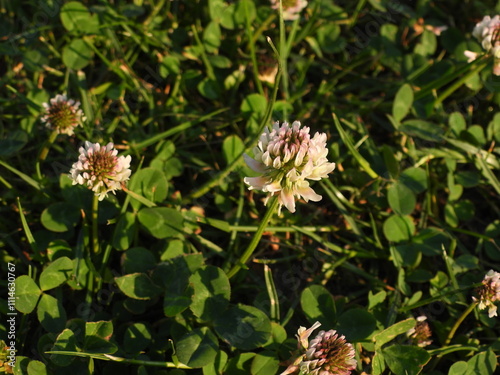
[406,316,433,347]
[41,94,85,135]
[244,121,335,214]
[70,142,132,201]
[281,321,357,375]
[270,0,307,21]
[464,15,500,75]
[474,270,500,318]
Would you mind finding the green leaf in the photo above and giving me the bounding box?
[214,304,272,350]
[382,145,400,178]
[37,293,67,333]
[176,327,219,368]
[83,321,117,354]
[465,350,496,375]
[15,275,42,314]
[124,323,152,353]
[400,120,444,141]
[62,39,94,70]
[60,2,100,34]
[222,135,244,166]
[241,94,267,119]
[224,353,255,375]
[128,168,169,209]
[12,356,30,375]
[383,345,431,375]
[0,130,28,156]
[316,23,341,54]
[115,273,162,300]
[41,202,80,233]
[393,83,414,123]
[300,284,336,327]
[198,78,220,100]
[155,255,204,316]
[39,256,73,291]
[137,207,184,239]
[233,0,255,27]
[368,290,387,310]
[336,308,377,341]
[112,212,136,251]
[449,112,466,137]
[203,350,228,375]
[383,215,415,242]
[47,240,73,261]
[400,167,428,193]
[27,360,47,375]
[51,329,77,366]
[449,361,468,375]
[86,320,113,339]
[190,266,231,322]
[388,181,416,215]
[374,318,416,349]
[250,351,279,375]
[372,351,386,375]
[122,247,157,273]
[203,21,221,52]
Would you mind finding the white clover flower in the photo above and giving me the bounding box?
[244,121,335,215]
[474,270,500,318]
[281,322,357,375]
[406,316,433,347]
[270,0,308,21]
[41,94,85,135]
[465,15,500,75]
[70,141,132,201]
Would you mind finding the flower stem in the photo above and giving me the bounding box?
[227,196,279,279]
[36,129,59,179]
[92,195,100,254]
[444,301,478,346]
[38,129,59,162]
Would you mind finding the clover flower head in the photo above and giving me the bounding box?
[41,94,85,135]
[281,322,357,375]
[270,0,308,21]
[465,15,500,75]
[257,53,279,84]
[244,121,335,214]
[406,316,433,347]
[70,141,132,201]
[474,270,500,318]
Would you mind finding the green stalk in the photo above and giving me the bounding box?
[38,129,59,162]
[444,301,478,346]
[245,0,264,96]
[227,196,279,279]
[36,129,59,179]
[92,195,100,254]
[279,0,288,120]
[433,59,489,108]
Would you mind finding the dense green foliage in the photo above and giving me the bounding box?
[2,0,500,374]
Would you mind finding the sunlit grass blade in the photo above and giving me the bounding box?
[0,160,43,191]
[332,113,378,178]
[16,197,40,257]
[264,264,280,322]
[45,351,191,369]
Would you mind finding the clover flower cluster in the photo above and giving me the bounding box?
[70,141,132,201]
[244,121,335,214]
[270,0,307,21]
[281,322,356,375]
[474,270,500,318]
[406,316,433,347]
[464,15,500,75]
[41,94,85,136]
